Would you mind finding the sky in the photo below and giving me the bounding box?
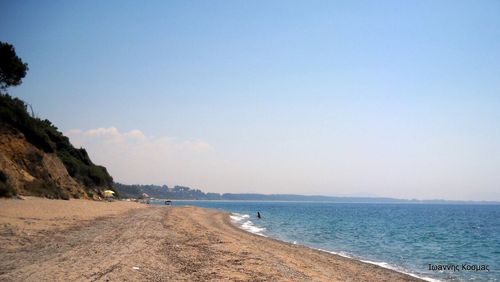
[1,0,499,200]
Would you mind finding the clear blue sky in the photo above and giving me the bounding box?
[1,0,499,200]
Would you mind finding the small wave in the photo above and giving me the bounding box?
[360,259,441,282]
[230,213,266,236]
[316,248,353,259]
[229,213,250,222]
[311,247,440,282]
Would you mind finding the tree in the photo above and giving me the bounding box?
[0,42,29,91]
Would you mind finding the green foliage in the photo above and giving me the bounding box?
[0,42,28,90]
[0,42,114,199]
[0,94,113,190]
[57,150,112,188]
[0,94,55,152]
[113,183,142,198]
[113,183,212,200]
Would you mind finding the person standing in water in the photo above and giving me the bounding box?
[257,212,261,219]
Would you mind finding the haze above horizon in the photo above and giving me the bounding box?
[1,0,499,201]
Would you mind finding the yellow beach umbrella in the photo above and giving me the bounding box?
[103,190,115,197]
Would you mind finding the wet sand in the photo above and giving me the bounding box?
[0,197,422,281]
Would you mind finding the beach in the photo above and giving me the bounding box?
[0,198,422,281]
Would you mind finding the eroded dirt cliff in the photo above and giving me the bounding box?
[0,125,91,199]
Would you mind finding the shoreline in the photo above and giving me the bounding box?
[226,211,433,282]
[1,197,423,281]
[228,212,438,282]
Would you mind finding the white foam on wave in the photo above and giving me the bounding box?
[229,213,249,222]
[316,248,353,259]
[359,259,441,282]
[230,213,266,236]
[302,246,441,282]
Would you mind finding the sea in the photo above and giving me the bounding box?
[151,200,500,281]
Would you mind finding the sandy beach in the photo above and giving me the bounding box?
[0,197,422,281]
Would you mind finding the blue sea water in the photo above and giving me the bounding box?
[152,200,500,281]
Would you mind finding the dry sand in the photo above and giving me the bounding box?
[0,197,423,281]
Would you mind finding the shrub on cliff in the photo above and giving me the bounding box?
[0,41,113,196]
[0,94,113,190]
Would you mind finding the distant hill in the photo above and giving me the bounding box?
[0,94,114,199]
[113,183,212,200]
[113,183,500,204]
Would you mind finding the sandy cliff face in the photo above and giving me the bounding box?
[0,126,89,199]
